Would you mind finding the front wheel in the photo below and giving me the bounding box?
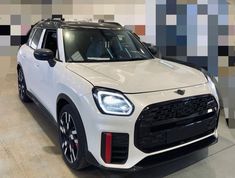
[58,104,88,170]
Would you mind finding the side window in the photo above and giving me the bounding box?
[42,30,59,60]
[27,28,36,46]
[31,28,43,50]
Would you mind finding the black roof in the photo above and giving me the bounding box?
[33,18,123,30]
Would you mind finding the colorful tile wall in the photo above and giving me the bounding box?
[0,0,146,55]
[155,0,229,75]
[218,0,235,120]
[154,0,235,120]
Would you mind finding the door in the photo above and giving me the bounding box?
[31,29,59,112]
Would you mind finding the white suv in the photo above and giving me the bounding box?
[17,18,220,171]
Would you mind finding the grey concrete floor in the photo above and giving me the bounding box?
[0,56,235,178]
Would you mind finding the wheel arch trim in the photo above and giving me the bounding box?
[56,93,78,121]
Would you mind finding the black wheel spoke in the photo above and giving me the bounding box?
[64,112,68,125]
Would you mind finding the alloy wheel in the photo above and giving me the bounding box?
[59,112,79,163]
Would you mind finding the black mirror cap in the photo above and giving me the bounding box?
[148,46,158,56]
[142,42,158,56]
[34,48,54,61]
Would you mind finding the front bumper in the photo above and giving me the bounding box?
[78,83,220,170]
[87,131,218,172]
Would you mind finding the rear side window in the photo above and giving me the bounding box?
[30,28,43,50]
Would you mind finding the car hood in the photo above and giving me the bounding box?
[66,59,207,93]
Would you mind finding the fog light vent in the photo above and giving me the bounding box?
[101,132,129,164]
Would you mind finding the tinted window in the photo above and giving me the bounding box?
[63,29,153,62]
[31,28,43,50]
[42,30,58,58]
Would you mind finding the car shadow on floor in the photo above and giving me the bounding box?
[24,102,211,178]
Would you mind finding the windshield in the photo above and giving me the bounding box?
[63,28,153,62]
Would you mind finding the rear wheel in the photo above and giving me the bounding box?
[58,104,88,170]
[18,68,31,102]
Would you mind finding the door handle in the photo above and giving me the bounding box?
[35,64,39,68]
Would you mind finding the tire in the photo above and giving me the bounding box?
[58,104,89,170]
[18,68,31,102]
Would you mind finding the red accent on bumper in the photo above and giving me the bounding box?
[105,133,112,163]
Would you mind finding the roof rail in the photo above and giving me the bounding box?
[42,16,65,22]
[98,19,122,27]
[52,17,65,21]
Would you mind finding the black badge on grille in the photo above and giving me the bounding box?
[175,89,185,95]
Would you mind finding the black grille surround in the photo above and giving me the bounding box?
[111,133,129,164]
[101,133,129,164]
[134,94,219,153]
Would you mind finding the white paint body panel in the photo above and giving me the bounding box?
[17,28,219,169]
[66,59,207,93]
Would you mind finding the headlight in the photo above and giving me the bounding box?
[92,87,134,116]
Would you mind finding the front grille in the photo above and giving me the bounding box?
[134,94,219,153]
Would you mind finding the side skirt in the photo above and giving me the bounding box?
[26,90,58,128]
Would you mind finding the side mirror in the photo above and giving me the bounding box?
[148,46,158,56]
[34,49,56,67]
[142,42,160,57]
